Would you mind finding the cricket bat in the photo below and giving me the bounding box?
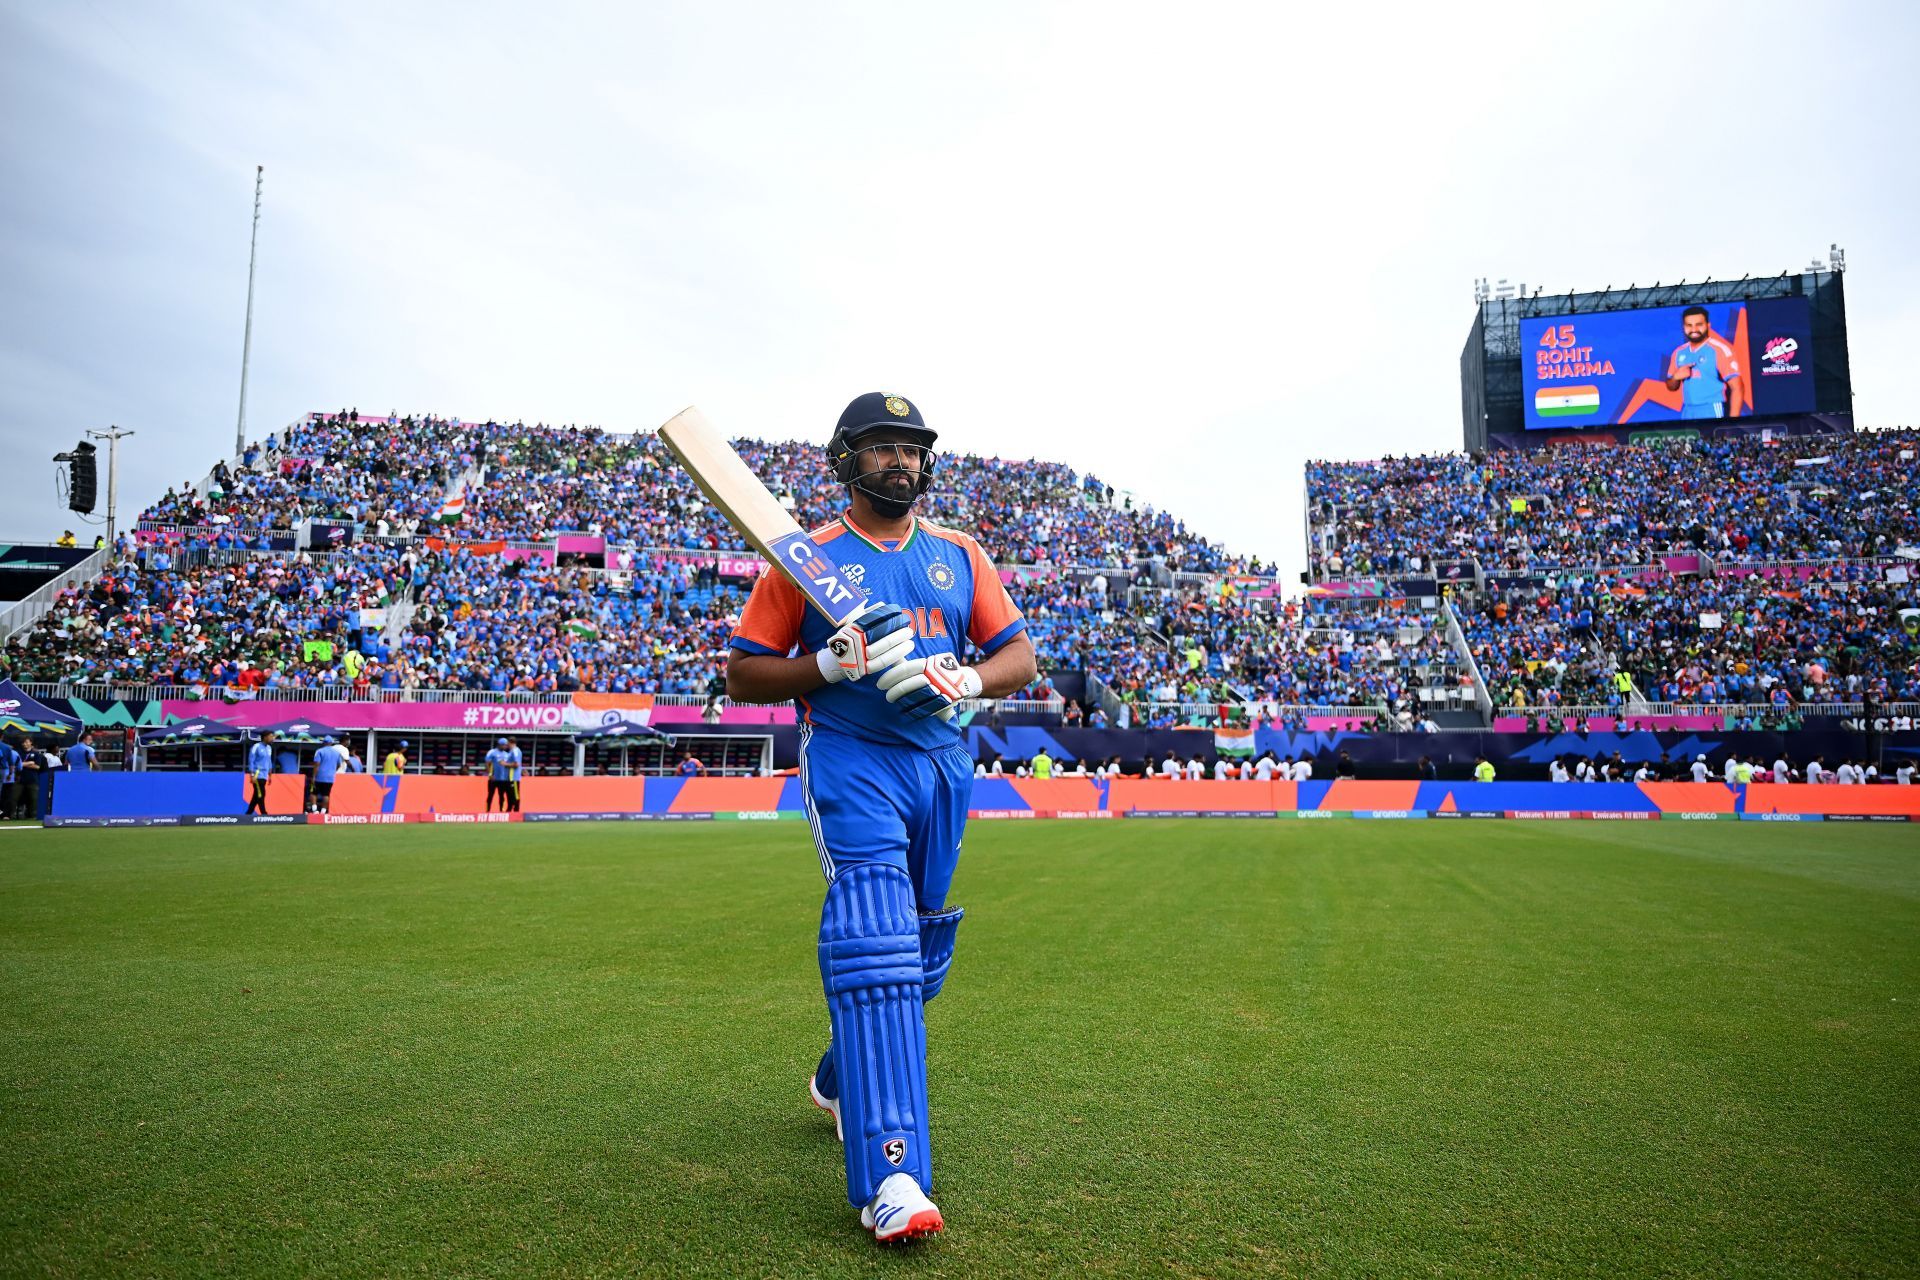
[656,407,870,624]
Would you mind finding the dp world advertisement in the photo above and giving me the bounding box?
[1522,297,1815,430]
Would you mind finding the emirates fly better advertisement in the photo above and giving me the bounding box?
[1521,296,1816,430]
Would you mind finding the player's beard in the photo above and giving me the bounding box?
[856,466,922,519]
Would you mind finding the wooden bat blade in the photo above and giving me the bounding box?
[656,406,868,624]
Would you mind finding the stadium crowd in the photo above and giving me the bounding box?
[1,542,415,690]
[1309,429,1920,578]
[138,411,490,543]
[5,410,1901,718]
[1464,562,1920,707]
[136,411,1264,576]
[399,547,741,696]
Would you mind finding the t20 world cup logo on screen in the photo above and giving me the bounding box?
[1760,336,1802,376]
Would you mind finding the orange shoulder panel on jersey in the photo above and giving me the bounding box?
[1710,335,1740,374]
[923,521,1025,652]
[730,522,847,655]
[731,566,804,655]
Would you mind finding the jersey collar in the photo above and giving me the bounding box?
[842,512,919,554]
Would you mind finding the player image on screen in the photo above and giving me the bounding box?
[1664,306,1742,420]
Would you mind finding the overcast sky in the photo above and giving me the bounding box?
[4,0,1917,580]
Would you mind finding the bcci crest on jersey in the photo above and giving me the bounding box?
[926,561,955,591]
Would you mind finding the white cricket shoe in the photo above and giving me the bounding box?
[861,1172,943,1243]
[808,1073,842,1142]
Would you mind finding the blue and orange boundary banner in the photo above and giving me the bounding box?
[36,773,1920,824]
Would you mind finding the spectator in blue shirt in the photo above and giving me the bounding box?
[64,731,97,773]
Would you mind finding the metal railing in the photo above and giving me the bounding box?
[1127,701,1393,722]
[10,681,1071,718]
[1442,598,1494,723]
[1455,552,1910,585]
[1493,701,1920,720]
[1084,671,1126,726]
[1629,700,1920,718]
[0,547,109,642]
[13,682,579,705]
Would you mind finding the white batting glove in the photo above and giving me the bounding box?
[877,653,982,722]
[816,602,916,684]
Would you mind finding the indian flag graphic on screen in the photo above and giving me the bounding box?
[1534,386,1600,417]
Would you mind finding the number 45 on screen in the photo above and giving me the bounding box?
[1538,324,1577,348]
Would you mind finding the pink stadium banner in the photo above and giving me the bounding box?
[555,534,605,556]
[1721,563,1822,582]
[1492,713,1721,731]
[652,549,764,578]
[1306,580,1387,600]
[159,692,655,732]
[648,704,797,726]
[1495,715,1620,732]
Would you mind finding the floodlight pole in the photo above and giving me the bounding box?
[86,424,136,550]
[235,165,264,459]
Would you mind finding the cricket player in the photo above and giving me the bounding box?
[0,738,19,820]
[727,392,1036,1243]
[246,731,276,815]
[312,736,349,813]
[505,736,524,812]
[1665,305,1742,420]
[484,738,512,812]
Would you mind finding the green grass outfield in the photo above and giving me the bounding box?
[2,821,1916,1278]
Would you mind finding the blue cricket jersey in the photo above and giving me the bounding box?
[1669,335,1740,408]
[729,514,1026,750]
[313,744,344,784]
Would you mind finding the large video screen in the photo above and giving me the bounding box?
[1521,297,1815,430]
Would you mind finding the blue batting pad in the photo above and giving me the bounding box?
[812,905,963,1109]
[818,861,932,1204]
[919,906,964,1003]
